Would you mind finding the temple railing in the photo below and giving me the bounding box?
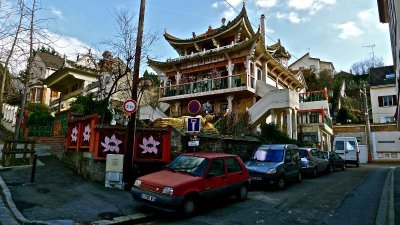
[159,74,248,98]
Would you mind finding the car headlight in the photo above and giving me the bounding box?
[162,187,174,195]
[133,179,141,187]
[267,168,276,174]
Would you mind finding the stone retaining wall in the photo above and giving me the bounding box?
[32,129,262,183]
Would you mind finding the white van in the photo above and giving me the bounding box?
[333,137,360,167]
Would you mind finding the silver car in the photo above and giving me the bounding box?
[297,148,329,177]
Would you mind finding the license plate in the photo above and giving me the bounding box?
[141,193,156,202]
[251,177,262,180]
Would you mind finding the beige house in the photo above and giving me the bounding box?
[377,0,400,129]
[289,52,335,77]
[369,66,397,123]
[30,51,64,105]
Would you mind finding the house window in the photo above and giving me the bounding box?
[310,65,316,70]
[379,116,394,123]
[309,112,319,123]
[257,68,262,80]
[378,95,397,107]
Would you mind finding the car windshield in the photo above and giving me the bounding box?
[252,149,284,162]
[166,155,209,177]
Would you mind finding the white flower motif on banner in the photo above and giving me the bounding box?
[71,126,78,143]
[101,134,123,153]
[139,136,160,154]
[83,124,90,142]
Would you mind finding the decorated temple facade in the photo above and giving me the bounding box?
[148,5,332,143]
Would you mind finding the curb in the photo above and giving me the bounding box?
[0,175,52,225]
[375,167,395,225]
[0,175,156,225]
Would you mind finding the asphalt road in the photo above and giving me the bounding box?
[141,164,398,225]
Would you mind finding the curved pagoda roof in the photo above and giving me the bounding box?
[267,39,291,59]
[163,5,255,47]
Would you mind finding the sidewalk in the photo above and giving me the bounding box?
[0,148,155,225]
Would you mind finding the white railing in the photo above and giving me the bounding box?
[1,103,19,133]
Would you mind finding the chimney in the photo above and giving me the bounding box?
[260,14,266,45]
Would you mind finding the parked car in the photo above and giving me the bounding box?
[297,147,329,177]
[322,151,346,172]
[131,152,250,216]
[245,144,302,189]
[333,136,360,167]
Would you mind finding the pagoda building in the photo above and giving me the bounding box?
[148,5,309,139]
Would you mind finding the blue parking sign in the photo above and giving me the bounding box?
[187,117,201,132]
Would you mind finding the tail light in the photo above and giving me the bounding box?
[306,151,311,160]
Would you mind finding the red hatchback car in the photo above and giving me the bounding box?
[131,152,250,216]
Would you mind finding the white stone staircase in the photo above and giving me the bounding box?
[248,88,299,125]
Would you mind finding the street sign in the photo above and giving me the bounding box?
[188,100,201,114]
[188,140,199,147]
[123,99,138,114]
[187,117,201,132]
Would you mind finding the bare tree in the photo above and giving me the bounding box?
[14,0,37,140]
[96,8,159,103]
[350,56,384,75]
[0,0,25,116]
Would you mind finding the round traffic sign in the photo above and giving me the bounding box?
[123,99,138,113]
[188,100,201,114]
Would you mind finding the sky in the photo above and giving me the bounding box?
[5,0,393,73]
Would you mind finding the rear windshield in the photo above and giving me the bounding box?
[298,150,307,158]
[252,149,284,162]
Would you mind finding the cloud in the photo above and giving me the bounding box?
[211,2,219,8]
[222,7,236,20]
[224,0,242,7]
[255,0,277,8]
[358,8,373,22]
[288,0,336,14]
[335,22,363,39]
[288,0,314,10]
[0,29,93,73]
[276,11,308,24]
[46,30,93,57]
[50,7,63,19]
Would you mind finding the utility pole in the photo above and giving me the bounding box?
[362,83,372,162]
[123,0,146,189]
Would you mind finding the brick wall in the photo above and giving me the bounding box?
[32,136,65,159]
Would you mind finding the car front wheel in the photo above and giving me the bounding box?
[328,164,334,173]
[296,171,303,182]
[236,184,248,201]
[182,196,197,217]
[277,176,286,190]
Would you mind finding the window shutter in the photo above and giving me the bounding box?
[378,96,383,107]
[393,95,398,106]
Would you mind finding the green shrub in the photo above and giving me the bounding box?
[70,95,112,124]
[26,103,54,126]
[259,123,299,145]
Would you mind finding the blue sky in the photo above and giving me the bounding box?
[34,0,392,73]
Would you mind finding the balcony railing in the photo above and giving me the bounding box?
[299,90,328,103]
[160,74,247,98]
[324,113,332,129]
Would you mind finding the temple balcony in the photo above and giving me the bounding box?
[159,73,256,102]
[299,90,330,111]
